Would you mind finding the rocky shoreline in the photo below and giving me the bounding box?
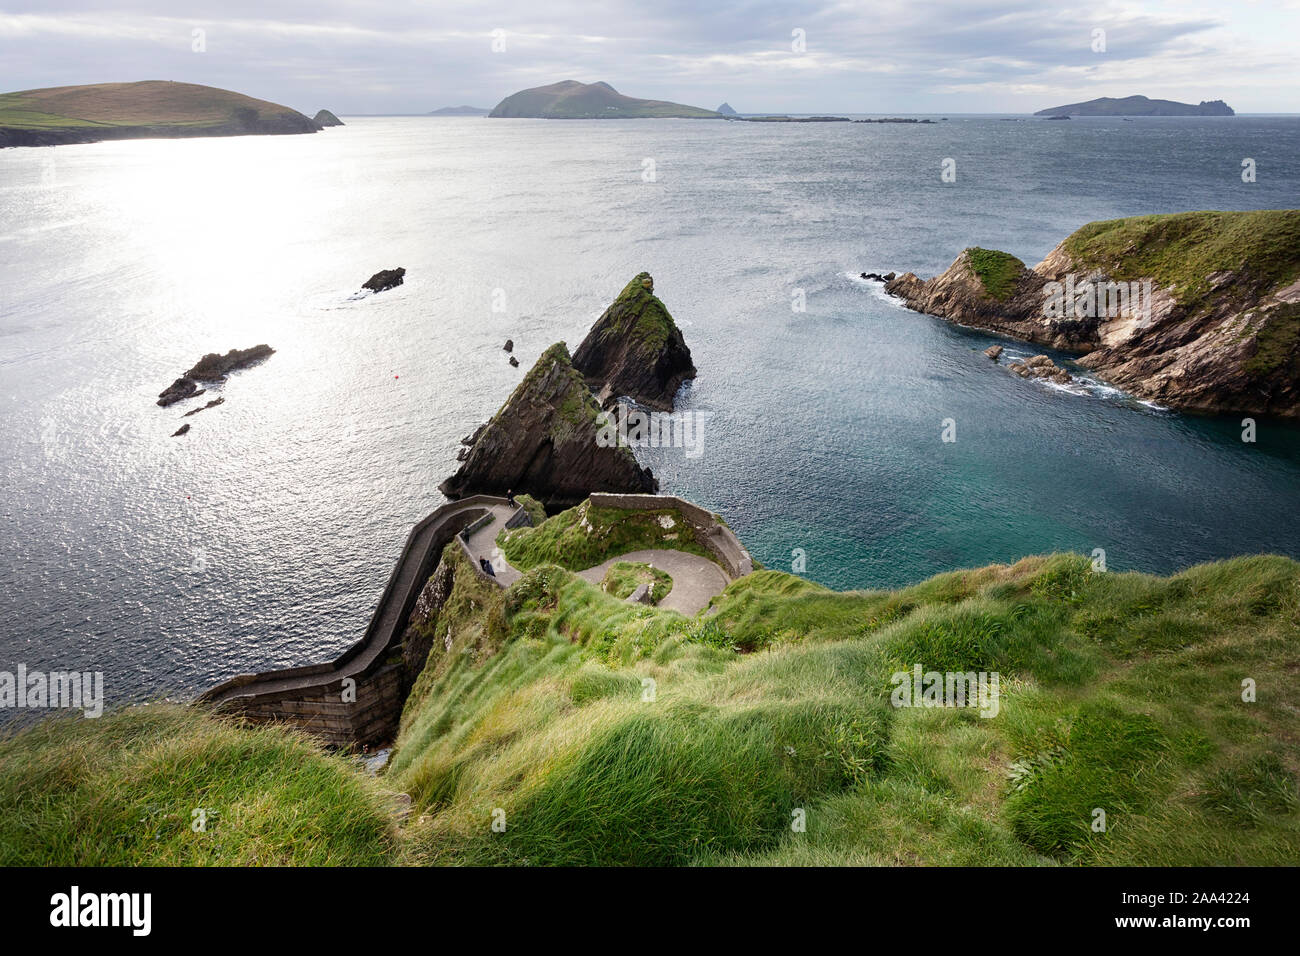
[873,210,1300,417]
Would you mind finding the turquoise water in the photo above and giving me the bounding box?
[1,115,1298,709]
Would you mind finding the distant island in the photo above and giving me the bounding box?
[716,102,738,117]
[313,109,344,127]
[0,81,322,147]
[488,80,719,119]
[1035,95,1234,117]
[428,106,490,116]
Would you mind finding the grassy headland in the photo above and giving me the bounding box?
[5,505,1297,866]
[0,81,320,147]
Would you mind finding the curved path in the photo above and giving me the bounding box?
[197,494,739,746]
[462,511,731,615]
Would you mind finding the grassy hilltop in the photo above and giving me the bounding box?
[0,81,320,147]
[3,501,1298,866]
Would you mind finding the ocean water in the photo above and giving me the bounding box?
[2,115,1299,713]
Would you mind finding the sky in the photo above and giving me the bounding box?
[2,0,1298,115]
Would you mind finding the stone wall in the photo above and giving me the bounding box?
[587,493,754,579]
[196,496,509,749]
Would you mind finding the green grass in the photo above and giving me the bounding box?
[600,561,674,603]
[391,550,1300,865]
[1062,209,1300,309]
[497,499,711,571]
[8,548,1298,866]
[0,705,397,865]
[964,248,1027,301]
[512,493,547,527]
[1243,301,1300,378]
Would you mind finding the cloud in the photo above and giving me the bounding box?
[0,0,1294,113]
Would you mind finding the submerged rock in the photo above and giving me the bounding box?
[571,272,696,412]
[440,342,657,508]
[1009,354,1072,384]
[183,396,226,417]
[362,268,405,293]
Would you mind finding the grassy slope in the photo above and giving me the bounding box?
[6,548,1297,865]
[0,81,310,130]
[602,272,679,351]
[600,561,674,603]
[0,705,396,865]
[498,498,711,570]
[1062,209,1300,308]
[390,551,1300,865]
[965,247,1027,301]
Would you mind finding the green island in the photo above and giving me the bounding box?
[0,81,322,147]
[488,80,720,119]
[4,499,1297,866]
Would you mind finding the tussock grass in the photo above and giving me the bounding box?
[7,548,1297,866]
[0,705,396,865]
[498,499,709,571]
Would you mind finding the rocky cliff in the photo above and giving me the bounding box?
[571,273,696,411]
[439,343,657,507]
[884,210,1300,417]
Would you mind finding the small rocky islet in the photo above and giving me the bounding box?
[157,344,274,436]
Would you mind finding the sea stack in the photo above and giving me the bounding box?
[439,343,657,508]
[313,109,344,127]
[571,272,696,411]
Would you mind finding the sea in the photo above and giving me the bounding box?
[2,113,1298,715]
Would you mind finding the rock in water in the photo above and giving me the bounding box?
[984,345,1004,361]
[186,345,274,381]
[362,268,405,293]
[1008,354,1072,384]
[509,356,519,367]
[313,109,344,127]
[503,339,514,352]
[439,342,657,508]
[157,378,204,407]
[171,423,191,437]
[571,272,696,412]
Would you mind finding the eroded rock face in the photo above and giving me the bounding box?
[571,273,696,412]
[439,342,657,508]
[882,213,1300,417]
[402,552,456,688]
[362,268,405,293]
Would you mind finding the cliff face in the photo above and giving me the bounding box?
[571,273,696,411]
[884,210,1300,417]
[439,343,657,507]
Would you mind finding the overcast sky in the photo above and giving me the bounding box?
[2,1,1297,114]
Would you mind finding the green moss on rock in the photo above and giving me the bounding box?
[965,247,1026,301]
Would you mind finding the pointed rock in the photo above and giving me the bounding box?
[571,272,696,411]
[439,343,657,508]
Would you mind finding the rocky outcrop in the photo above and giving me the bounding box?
[156,345,273,406]
[313,110,344,127]
[883,210,1300,417]
[1009,355,1072,384]
[401,552,456,688]
[984,345,1003,361]
[571,273,696,411]
[440,343,657,508]
[362,268,405,293]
